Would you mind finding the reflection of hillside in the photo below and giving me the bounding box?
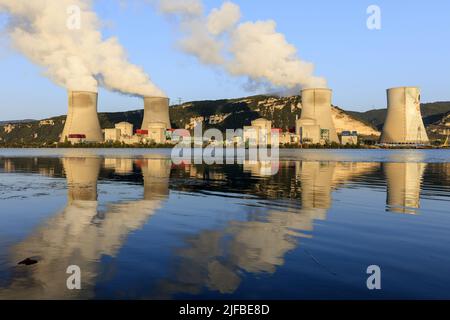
[169,161,383,204]
[384,162,427,214]
[0,157,170,299]
[423,163,450,188]
[104,158,134,175]
[332,162,381,187]
[0,157,63,177]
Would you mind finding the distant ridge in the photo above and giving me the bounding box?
[0,119,35,125]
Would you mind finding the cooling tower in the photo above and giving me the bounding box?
[299,88,339,143]
[141,97,171,130]
[380,87,430,144]
[60,91,103,142]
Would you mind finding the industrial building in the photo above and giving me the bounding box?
[380,87,430,145]
[147,122,168,144]
[115,122,134,137]
[104,122,141,144]
[243,118,273,146]
[60,91,103,143]
[104,121,169,145]
[341,131,358,145]
[296,88,339,145]
[104,128,121,142]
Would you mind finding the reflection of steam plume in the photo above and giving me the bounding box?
[0,0,164,96]
[0,157,170,299]
[384,162,427,214]
[156,160,339,297]
[228,161,337,275]
[157,0,326,90]
[156,160,384,298]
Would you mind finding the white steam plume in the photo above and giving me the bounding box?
[158,0,326,90]
[0,0,165,97]
[207,2,241,36]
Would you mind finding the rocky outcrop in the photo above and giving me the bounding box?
[332,107,380,136]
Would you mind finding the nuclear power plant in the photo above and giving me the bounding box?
[56,86,437,148]
[296,88,339,144]
[60,91,103,143]
[380,87,430,145]
[64,94,173,145]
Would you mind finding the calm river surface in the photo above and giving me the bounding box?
[0,149,449,299]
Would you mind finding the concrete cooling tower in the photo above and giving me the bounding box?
[380,87,430,145]
[60,91,103,143]
[141,97,171,130]
[296,88,339,144]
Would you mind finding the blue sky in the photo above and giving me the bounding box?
[0,0,449,120]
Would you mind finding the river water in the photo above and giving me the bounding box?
[0,149,449,299]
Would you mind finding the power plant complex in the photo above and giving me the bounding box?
[59,86,432,147]
[63,93,173,145]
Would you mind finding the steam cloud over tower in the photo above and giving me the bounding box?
[60,91,103,143]
[141,97,171,130]
[380,87,430,145]
[296,88,339,144]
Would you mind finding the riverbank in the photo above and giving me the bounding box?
[0,142,445,150]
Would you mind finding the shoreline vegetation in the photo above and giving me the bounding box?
[0,141,445,150]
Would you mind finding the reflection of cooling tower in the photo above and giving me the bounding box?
[296,161,335,209]
[384,162,427,214]
[0,158,164,299]
[63,157,101,202]
[141,159,172,200]
[60,91,103,142]
[299,88,339,143]
[141,97,171,130]
[243,160,279,177]
[380,87,430,144]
